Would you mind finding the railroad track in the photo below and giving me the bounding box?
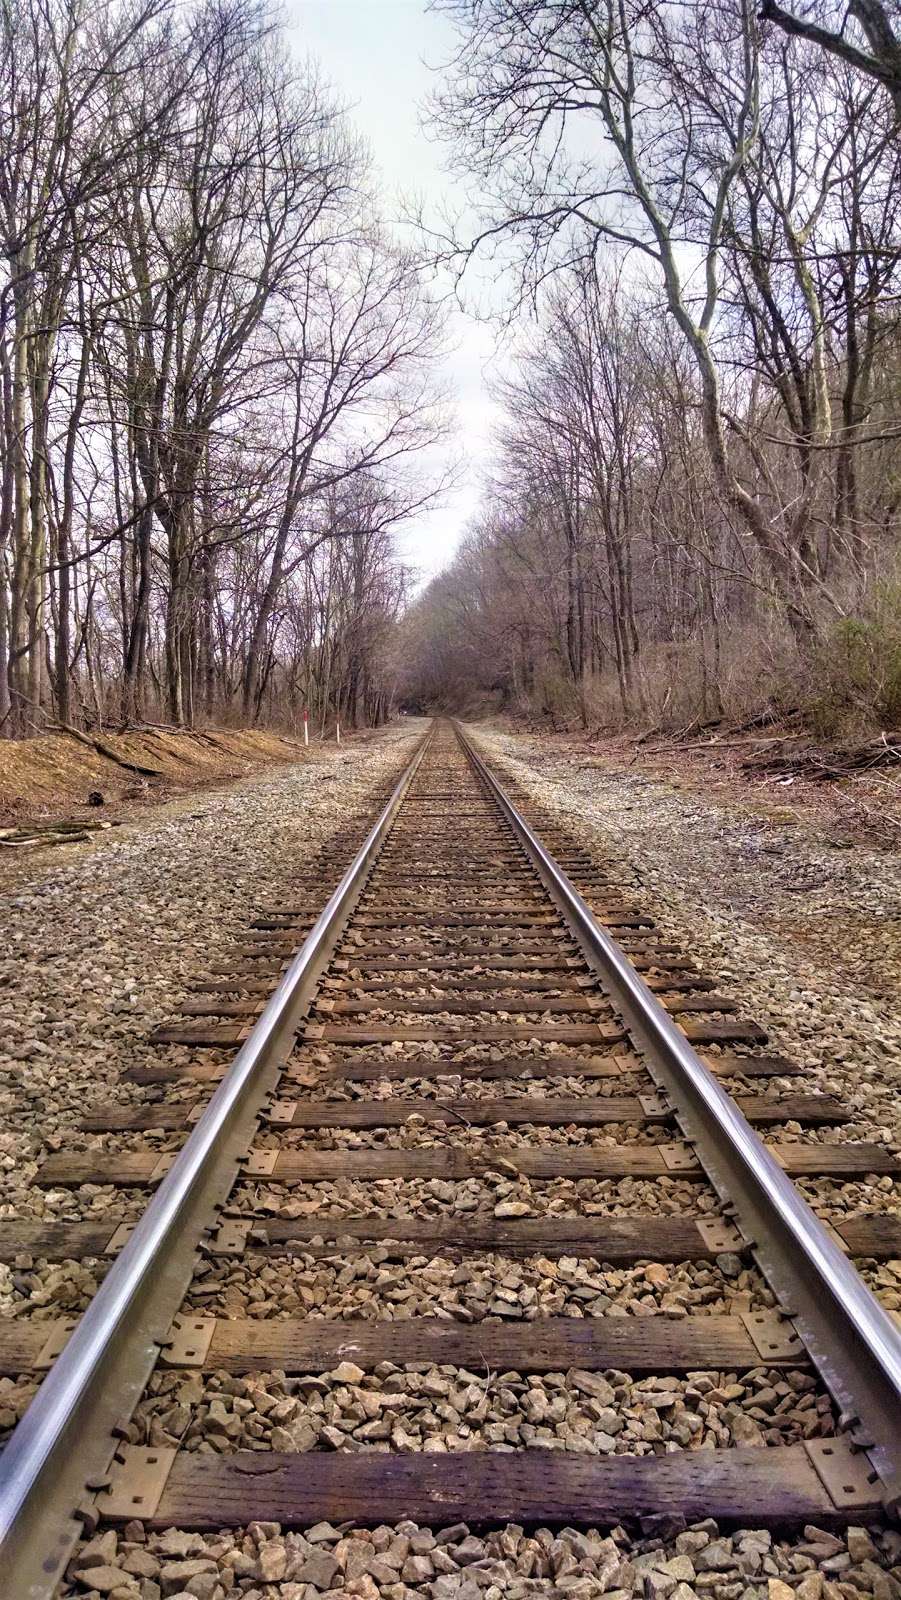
[1,718,900,1595]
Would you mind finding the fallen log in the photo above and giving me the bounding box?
[0,819,115,849]
[743,736,901,781]
[50,722,163,777]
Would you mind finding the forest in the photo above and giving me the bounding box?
[3,0,901,741]
[0,0,445,738]
[401,0,901,737]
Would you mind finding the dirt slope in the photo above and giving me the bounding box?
[0,726,311,828]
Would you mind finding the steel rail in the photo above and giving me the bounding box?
[0,724,435,1599]
[455,721,901,1511]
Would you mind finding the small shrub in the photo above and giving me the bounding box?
[809,585,901,736]
[533,665,583,728]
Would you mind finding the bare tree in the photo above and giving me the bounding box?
[431,0,881,640]
[239,234,447,718]
[758,0,901,118]
[0,0,172,731]
[0,0,448,739]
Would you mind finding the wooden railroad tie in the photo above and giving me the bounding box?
[0,1310,807,1377]
[35,1139,901,1187]
[78,1092,847,1133]
[0,1209,898,1265]
[87,1441,883,1529]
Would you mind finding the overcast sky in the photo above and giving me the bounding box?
[287,0,498,586]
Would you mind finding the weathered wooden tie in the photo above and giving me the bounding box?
[92,1443,883,1529]
[79,1092,846,1133]
[35,1140,901,1187]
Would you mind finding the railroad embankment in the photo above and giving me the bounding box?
[0,723,397,833]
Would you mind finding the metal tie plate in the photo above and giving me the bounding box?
[94,1446,177,1520]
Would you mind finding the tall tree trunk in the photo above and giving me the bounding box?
[8,259,33,733]
[0,331,14,729]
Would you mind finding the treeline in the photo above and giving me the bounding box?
[1,0,443,739]
[401,0,901,735]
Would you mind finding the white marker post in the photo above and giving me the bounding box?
[303,707,309,747]
[336,721,341,746]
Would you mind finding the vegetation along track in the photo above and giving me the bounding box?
[1,719,900,1596]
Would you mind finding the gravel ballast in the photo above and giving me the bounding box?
[60,1516,901,1598]
[0,724,423,1236]
[8,717,901,1599]
[466,725,901,1152]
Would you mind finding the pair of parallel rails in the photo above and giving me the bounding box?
[1,720,899,1595]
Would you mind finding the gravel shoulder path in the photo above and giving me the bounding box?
[0,722,425,1227]
[466,724,901,1154]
